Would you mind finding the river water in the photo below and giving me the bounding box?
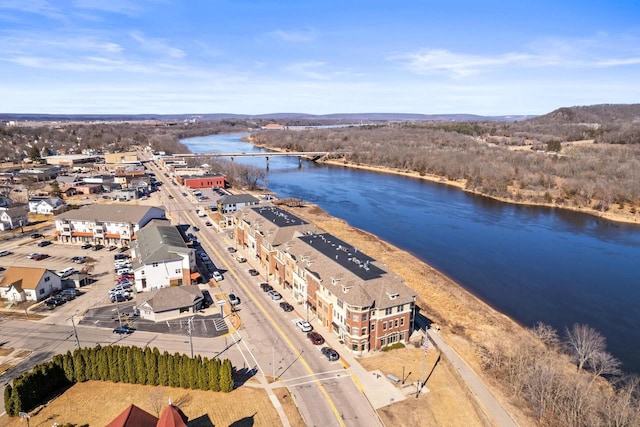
[182,132,640,373]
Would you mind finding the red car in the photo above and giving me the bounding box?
[33,253,49,261]
[307,332,325,345]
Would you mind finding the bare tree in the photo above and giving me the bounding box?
[600,376,640,427]
[148,386,165,417]
[531,321,561,350]
[588,351,622,383]
[565,323,606,372]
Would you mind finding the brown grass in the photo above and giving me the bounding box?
[273,386,306,427]
[359,347,486,427]
[0,381,281,427]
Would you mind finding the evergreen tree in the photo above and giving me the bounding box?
[197,356,209,390]
[178,355,189,389]
[134,347,146,384]
[219,359,234,392]
[125,346,136,384]
[28,144,41,162]
[157,351,169,386]
[4,384,14,416]
[169,353,180,387]
[208,358,220,392]
[97,347,109,381]
[73,350,86,382]
[145,347,158,386]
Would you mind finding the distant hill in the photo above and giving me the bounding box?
[527,104,640,125]
[0,112,532,123]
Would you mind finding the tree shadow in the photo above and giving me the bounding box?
[187,414,215,427]
[233,366,258,387]
[229,412,256,427]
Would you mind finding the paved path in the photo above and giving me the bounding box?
[427,329,518,427]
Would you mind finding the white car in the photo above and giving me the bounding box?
[267,290,282,300]
[295,319,313,332]
[212,271,223,282]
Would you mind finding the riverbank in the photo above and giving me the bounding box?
[246,136,639,225]
[284,201,534,425]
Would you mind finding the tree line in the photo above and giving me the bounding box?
[480,322,639,426]
[3,345,235,417]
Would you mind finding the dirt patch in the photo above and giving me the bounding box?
[0,381,281,427]
[0,348,13,357]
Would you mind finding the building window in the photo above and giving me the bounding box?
[385,307,392,315]
[380,338,386,347]
[353,313,359,322]
[400,332,405,341]
[337,299,343,308]
[44,276,50,282]
[362,313,367,321]
[175,269,181,274]
[398,304,404,313]
[318,300,323,309]
[352,343,358,352]
[371,323,375,331]
[152,262,158,267]
[346,325,351,333]
[39,288,45,295]
[382,322,387,331]
[400,317,405,326]
[395,319,399,328]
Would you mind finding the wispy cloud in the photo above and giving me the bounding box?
[394,34,640,78]
[0,0,66,20]
[130,31,185,58]
[285,61,331,80]
[266,28,315,43]
[72,0,148,17]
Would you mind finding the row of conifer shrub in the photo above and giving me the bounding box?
[4,345,234,416]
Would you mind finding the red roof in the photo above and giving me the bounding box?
[157,405,188,427]
[106,404,158,427]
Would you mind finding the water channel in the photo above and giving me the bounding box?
[182,132,640,373]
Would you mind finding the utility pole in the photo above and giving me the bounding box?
[187,317,194,358]
[68,315,80,348]
[417,335,428,398]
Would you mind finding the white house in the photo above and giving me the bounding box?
[130,219,197,292]
[136,286,204,322]
[217,194,260,214]
[0,205,29,231]
[55,203,166,247]
[0,266,62,302]
[28,197,66,215]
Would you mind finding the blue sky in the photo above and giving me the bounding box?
[1,0,639,115]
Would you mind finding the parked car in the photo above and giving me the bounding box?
[321,347,340,361]
[71,256,87,264]
[248,268,259,276]
[205,221,212,226]
[279,302,294,312]
[91,244,104,251]
[114,253,129,260]
[45,296,65,308]
[192,226,200,232]
[236,255,247,263]
[33,253,49,261]
[0,250,12,257]
[37,240,52,247]
[227,247,237,253]
[295,319,313,332]
[119,246,129,253]
[199,252,209,261]
[113,325,134,335]
[228,293,240,306]
[111,293,129,303]
[30,233,44,239]
[267,290,282,301]
[307,331,325,345]
[212,270,223,282]
[80,243,92,249]
[260,283,273,292]
[27,253,39,259]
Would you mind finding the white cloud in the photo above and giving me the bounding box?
[285,61,331,80]
[130,31,185,58]
[0,0,66,20]
[266,28,315,43]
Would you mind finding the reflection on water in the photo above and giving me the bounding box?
[182,133,640,373]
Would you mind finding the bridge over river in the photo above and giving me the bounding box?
[172,151,342,167]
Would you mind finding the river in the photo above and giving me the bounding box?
[182,132,640,373]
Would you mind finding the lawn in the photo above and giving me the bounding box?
[0,381,281,427]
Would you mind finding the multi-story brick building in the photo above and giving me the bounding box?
[234,205,416,353]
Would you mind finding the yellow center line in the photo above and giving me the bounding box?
[201,230,346,427]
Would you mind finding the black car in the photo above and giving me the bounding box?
[45,296,65,308]
[227,247,237,253]
[113,325,134,335]
[260,282,273,292]
[111,293,129,303]
[248,269,259,276]
[192,226,200,232]
[80,243,92,249]
[30,233,44,239]
[279,302,294,312]
[37,240,52,247]
[321,347,340,361]
[91,244,104,251]
[119,246,129,253]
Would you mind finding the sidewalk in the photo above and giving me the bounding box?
[428,329,518,427]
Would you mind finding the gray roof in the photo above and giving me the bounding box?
[238,206,314,247]
[285,232,415,309]
[56,203,165,224]
[132,219,192,264]
[138,285,203,313]
[219,194,259,205]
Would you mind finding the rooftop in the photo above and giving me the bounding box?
[251,205,308,228]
